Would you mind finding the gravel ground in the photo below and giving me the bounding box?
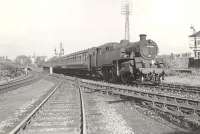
[83,91,134,134]
[83,91,187,134]
[115,100,188,134]
[0,79,55,134]
[163,75,200,86]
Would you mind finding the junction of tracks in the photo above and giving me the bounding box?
[0,72,200,134]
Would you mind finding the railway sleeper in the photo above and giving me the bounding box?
[156,95,165,100]
[154,102,164,108]
[165,97,176,102]
[176,98,187,104]
[149,103,200,130]
[188,100,199,106]
[138,100,199,129]
[180,107,194,115]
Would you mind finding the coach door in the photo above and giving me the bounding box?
[88,54,92,71]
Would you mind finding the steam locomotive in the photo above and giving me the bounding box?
[53,34,165,84]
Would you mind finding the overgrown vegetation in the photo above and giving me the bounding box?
[0,61,25,81]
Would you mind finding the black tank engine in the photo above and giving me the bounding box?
[52,34,164,84]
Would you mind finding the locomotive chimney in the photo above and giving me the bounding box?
[139,34,147,41]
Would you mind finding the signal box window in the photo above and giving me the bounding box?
[106,47,110,51]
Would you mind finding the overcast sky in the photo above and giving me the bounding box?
[0,0,199,59]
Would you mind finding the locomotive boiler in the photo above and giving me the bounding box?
[52,34,164,84]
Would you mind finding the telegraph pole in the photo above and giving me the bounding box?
[121,0,132,41]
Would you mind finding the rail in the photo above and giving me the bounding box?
[0,74,33,86]
[76,79,87,134]
[9,81,62,134]
[0,75,35,91]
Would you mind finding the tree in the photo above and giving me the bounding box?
[15,55,32,66]
[0,61,20,78]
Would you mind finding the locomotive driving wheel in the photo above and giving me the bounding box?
[110,66,118,82]
[120,72,131,84]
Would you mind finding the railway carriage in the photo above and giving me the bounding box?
[53,34,165,84]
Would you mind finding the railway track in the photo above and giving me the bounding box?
[79,78,200,129]
[0,74,40,93]
[144,83,200,97]
[43,73,200,129]
[58,72,200,97]
[9,78,86,134]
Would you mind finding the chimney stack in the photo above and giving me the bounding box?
[139,34,147,41]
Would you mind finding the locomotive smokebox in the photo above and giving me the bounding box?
[139,34,147,41]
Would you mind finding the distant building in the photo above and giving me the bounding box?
[157,53,191,69]
[189,31,200,59]
[0,56,8,62]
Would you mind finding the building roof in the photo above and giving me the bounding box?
[189,31,200,37]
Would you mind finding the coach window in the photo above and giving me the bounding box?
[198,52,200,59]
[97,48,102,55]
[106,47,110,51]
[83,54,85,61]
[81,55,83,63]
